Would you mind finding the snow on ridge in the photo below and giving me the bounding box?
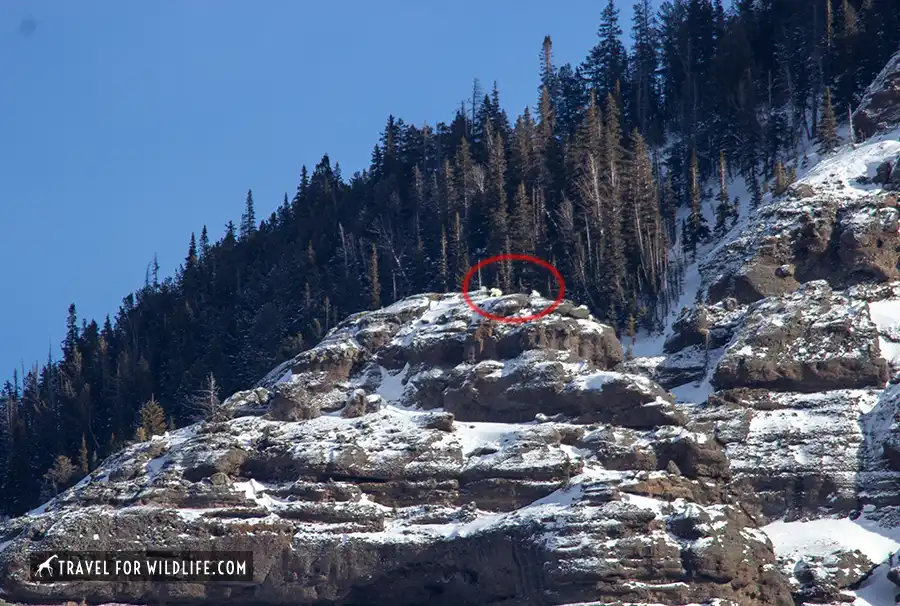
[764,516,900,564]
[799,127,900,200]
[762,513,900,606]
[869,297,900,365]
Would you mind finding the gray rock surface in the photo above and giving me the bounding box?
[853,48,900,139]
[0,290,793,606]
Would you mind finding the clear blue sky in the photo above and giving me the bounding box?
[0,0,641,377]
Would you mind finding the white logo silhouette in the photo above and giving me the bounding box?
[35,554,58,578]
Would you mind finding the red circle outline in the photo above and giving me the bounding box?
[461,254,566,324]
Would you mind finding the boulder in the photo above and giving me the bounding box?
[713,281,888,393]
[268,383,321,421]
[836,204,900,281]
[853,48,900,139]
[874,160,894,185]
[221,387,270,418]
[664,306,710,353]
[793,550,873,604]
[341,388,367,418]
[890,158,900,191]
[789,183,817,198]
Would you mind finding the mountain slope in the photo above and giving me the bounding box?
[626,54,900,602]
[1,33,900,606]
[0,289,793,606]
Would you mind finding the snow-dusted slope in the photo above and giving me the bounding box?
[0,289,793,606]
[625,113,900,603]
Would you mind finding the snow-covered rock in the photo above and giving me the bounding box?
[0,291,793,606]
[712,281,888,393]
[854,47,900,139]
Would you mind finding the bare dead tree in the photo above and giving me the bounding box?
[186,372,227,422]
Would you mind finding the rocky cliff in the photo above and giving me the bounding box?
[637,56,900,602]
[0,290,793,605]
[854,48,900,140]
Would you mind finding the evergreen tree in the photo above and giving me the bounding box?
[186,233,198,269]
[240,189,257,239]
[817,87,840,153]
[749,167,763,208]
[630,0,660,140]
[624,129,666,309]
[451,211,469,286]
[439,225,449,292]
[139,396,167,439]
[687,148,709,258]
[77,434,89,475]
[601,93,627,317]
[199,225,210,258]
[584,0,628,103]
[511,182,535,256]
[486,128,511,288]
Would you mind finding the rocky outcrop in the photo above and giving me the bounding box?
[792,549,872,604]
[0,290,794,606]
[705,193,900,304]
[696,387,879,520]
[853,48,900,139]
[712,281,888,393]
[836,200,900,281]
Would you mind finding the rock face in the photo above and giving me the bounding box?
[791,549,872,604]
[706,192,900,304]
[628,56,900,601]
[712,281,888,393]
[0,290,794,606]
[854,47,900,138]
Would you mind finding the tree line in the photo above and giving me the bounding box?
[1,0,896,515]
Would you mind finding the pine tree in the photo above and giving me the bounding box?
[601,93,627,314]
[139,396,166,439]
[817,87,840,153]
[630,0,660,140]
[511,182,535,256]
[63,304,79,359]
[369,243,381,309]
[199,225,210,259]
[186,233,198,269]
[487,129,511,289]
[687,149,709,258]
[584,0,628,102]
[240,189,257,239]
[451,211,469,286]
[77,434,89,475]
[624,130,666,306]
[749,167,763,208]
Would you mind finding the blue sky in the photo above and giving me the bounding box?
[0,0,641,376]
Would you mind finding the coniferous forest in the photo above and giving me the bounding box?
[1,0,898,515]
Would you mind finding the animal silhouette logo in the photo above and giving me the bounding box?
[35,554,58,578]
